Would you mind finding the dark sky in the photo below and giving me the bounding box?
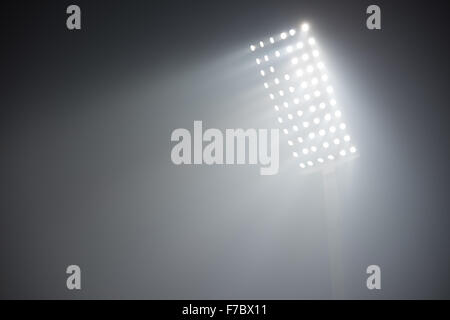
[1,0,450,299]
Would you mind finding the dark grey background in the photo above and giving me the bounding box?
[1,0,449,299]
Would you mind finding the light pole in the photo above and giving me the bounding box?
[249,22,358,298]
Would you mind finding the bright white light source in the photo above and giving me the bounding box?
[289,29,296,36]
[297,110,303,117]
[299,163,306,169]
[283,129,289,134]
[324,113,331,121]
[264,55,269,61]
[311,78,319,85]
[296,69,303,77]
[293,152,298,158]
[297,137,304,143]
[283,102,289,108]
[319,129,326,136]
[280,32,287,39]
[296,42,304,49]
[302,148,309,155]
[328,154,335,160]
[303,121,310,128]
[291,57,299,65]
[304,94,311,101]
[250,45,256,51]
[285,74,291,81]
[313,117,320,124]
[318,158,324,163]
[286,45,293,53]
[301,23,310,32]
[259,41,264,48]
[317,62,325,69]
[277,117,283,123]
[333,138,340,145]
[319,102,326,109]
[307,160,314,167]
[260,70,265,76]
[335,110,342,118]
[302,53,309,61]
[323,142,330,148]
[321,74,329,82]
[288,140,294,146]
[312,50,320,57]
[309,132,315,139]
[308,37,316,45]
[301,81,308,89]
[274,105,279,111]
[287,114,293,120]
[274,78,280,84]
[306,65,314,73]
[289,86,295,93]
[330,99,337,106]
[350,146,357,153]
[339,123,346,130]
[311,146,317,152]
[278,90,284,96]
[293,125,299,132]
[340,150,347,157]
[264,82,269,89]
[344,135,351,142]
[269,93,274,100]
[326,86,334,94]
[314,90,321,97]
[256,58,261,64]
[294,98,300,105]
[275,50,280,57]
[270,66,275,73]
[309,105,316,113]
[270,37,275,44]
[329,126,336,133]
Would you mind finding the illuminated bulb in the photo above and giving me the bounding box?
[306,65,314,73]
[333,138,340,145]
[279,90,284,96]
[274,105,279,111]
[289,29,296,36]
[321,74,329,82]
[330,99,337,106]
[256,58,261,64]
[270,66,275,73]
[299,163,306,169]
[259,41,264,47]
[350,146,357,153]
[314,90,321,97]
[319,102,326,109]
[288,140,294,146]
[311,146,317,152]
[339,123,346,130]
[340,149,347,156]
[326,86,334,93]
[275,50,280,57]
[307,160,314,167]
[318,158,324,163]
[269,93,274,100]
[287,114,293,120]
[297,110,303,117]
[304,94,311,101]
[309,132,315,139]
[344,135,351,142]
[280,32,287,39]
[293,152,298,158]
[274,78,280,84]
[328,154,335,160]
[329,126,336,133]
[250,45,256,51]
[286,46,293,53]
[260,70,265,76]
[296,42,304,49]
[293,125,299,132]
[313,117,320,124]
[309,105,316,113]
[283,129,289,135]
[323,142,330,148]
[317,62,325,69]
[301,81,308,89]
[283,102,289,108]
[308,37,316,45]
[264,55,269,61]
[324,113,331,121]
[302,148,309,155]
[301,23,310,32]
[289,86,295,93]
[294,98,300,105]
[319,129,326,136]
[335,110,342,118]
[292,57,299,65]
[269,37,275,44]
[311,78,319,85]
[312,50,320,57]
[302,53,309,61]
[296,69,303,77]
[264,82,269,89]
[297,137,304,143]
[277,117,283,123]
[303,121,310,128]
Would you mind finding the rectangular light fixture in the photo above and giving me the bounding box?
[250,23,358,172]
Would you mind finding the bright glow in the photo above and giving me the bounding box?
[302,53,309,61]
[260,70,265,76]
[296,69,303,77]
[277,117,283,123]
[299,163,306,169]
[283,129,289,135]
[297,137,304,143]
[270,37,275,44]
[313,117,320,124]
[319,102,326,109]
[269,93,274,100]
[306,65,314,73]
[286,45,293,53]
[283,102,289,108]
[319,129,326,136]
[350,146,357,153]
[321,74,329,82]
[317,62,325,69]
[324,113,331,121]
[274,105,279,111]
[303,121,310,128]
[270,66,275,73]
[309,132,315,139]
[307,160,314,167]
[296,42,304,49]
[264,82,269,89]
[344,135,351,142]
[329,126,336,133]
[287,113,293,120]
[275,50,280,57]
[293,125,299,131]
[304,94,311,101]
[285,74,291,81]
[311,78,319,85]
[308,37,316,45]
[289,29,296,36]
[339,123,346,130]
[323,142,330,148]
[301,23,310,32]
[280,32,287,39]
[309,105,316,113]
[250,45,256,51]
[297,110,303,117]
[311,146,317,152]
[301,81,308,89]
[289,86,295,93]
[264,55,269,61]
[294,98,300,105]
[256,58,261,64]
[330,99,337,106]
[293,152,298,158]
[274,78,280,84]
[328,154,335,160]
[302,148,309,155]
[259,41,264,48]
[333,138,340,145]
[312,50,320,57]
[288,140,294,146]
[318,158,324,163]
[335,110,342,118]
[314,90,321,97]
[327,86,334,93]
[278,90,284,96]
[291,57,299,65]
[340,149,347,156]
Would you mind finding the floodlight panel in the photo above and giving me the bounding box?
[249,23,358,172]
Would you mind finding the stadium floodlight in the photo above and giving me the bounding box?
[249,22,359,298]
